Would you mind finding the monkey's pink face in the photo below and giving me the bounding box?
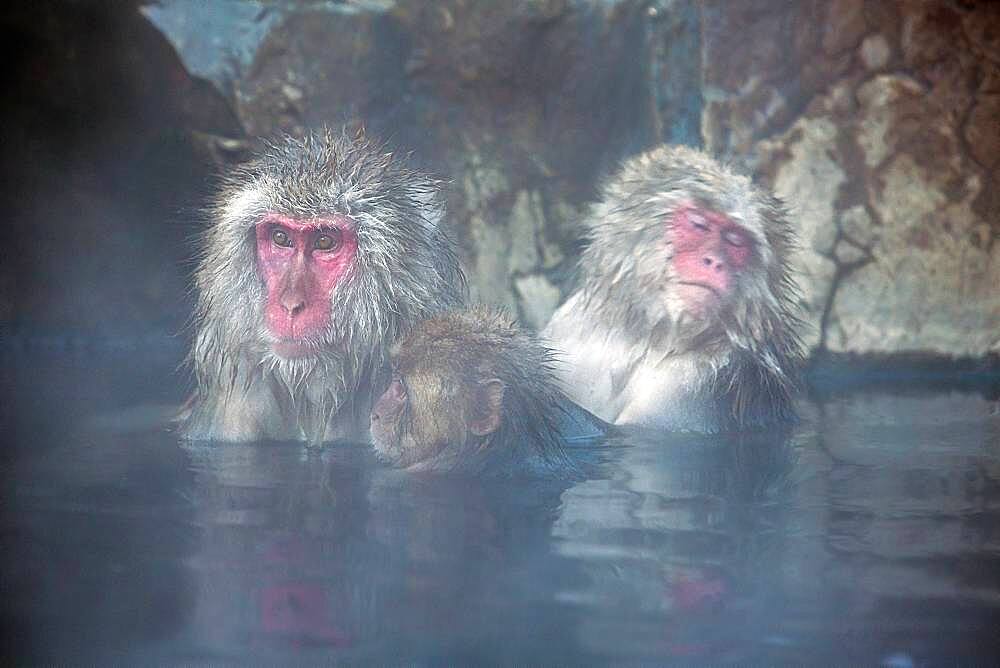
[255,214,358,357]
[370,376,406,439]
[669,202,753,318]
[369,376,422,466]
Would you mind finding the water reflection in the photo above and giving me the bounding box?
[180,441,592,662]
[4,350,1000,663]
[803,393,1000,662]
[4,430,198,663]
[554,429,797,662]
[182,444,370,658]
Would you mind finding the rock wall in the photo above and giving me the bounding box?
[702,0,1000,357]
[221,0,701,330]
[0,1,242,343]
[5,0,997,361]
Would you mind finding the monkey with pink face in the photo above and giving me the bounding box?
[180,129,465,444]
[543,145,804,433]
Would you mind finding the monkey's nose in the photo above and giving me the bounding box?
[280,292,306,316]
[701,255,725,271]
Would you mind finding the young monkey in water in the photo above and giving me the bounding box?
[369,307,585,474]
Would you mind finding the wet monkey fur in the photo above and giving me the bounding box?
[543,145,804,433]
[181,129,465,443]
[369,308,586,474]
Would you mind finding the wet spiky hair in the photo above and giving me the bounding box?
[385,306,571,472]
[182,128,466,442]
[576,145,804,428]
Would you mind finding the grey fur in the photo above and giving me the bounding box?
[181,128,466,443]
[543,144,804,432]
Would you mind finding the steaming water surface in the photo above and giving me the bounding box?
[3,348,999,664]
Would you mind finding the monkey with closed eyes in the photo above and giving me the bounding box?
[369,307,603,474]
[543,145,804,433]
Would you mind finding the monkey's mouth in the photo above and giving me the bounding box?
[676,281,722,298]
[271,339,318,358]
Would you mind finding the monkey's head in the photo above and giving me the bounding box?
[581,145,799,353]
[369,308,566,472]
[191,128,465,389]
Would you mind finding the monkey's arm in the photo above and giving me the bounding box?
[713,353,799,430]
[179,391,270,441]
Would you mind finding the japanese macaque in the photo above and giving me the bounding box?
[543,145,804,432]
[180,129,465,443]
[369,308,586,473]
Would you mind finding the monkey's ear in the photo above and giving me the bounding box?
[469,379,505,437]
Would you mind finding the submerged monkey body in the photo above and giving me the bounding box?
[544,145,803,433]
[182,130,465,443]
[370,308,596,474]
[182,346,375,442]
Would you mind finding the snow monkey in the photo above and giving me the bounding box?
[181,129,466,443]
[543,145,804,432]
[369,307,601,474]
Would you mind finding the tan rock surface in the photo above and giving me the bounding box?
[706,0,1000,356]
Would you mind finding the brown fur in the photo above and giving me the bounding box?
[370,307,570,472]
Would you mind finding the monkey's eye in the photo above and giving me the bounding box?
[314,230,342,252]
[723,229,749,247]
[689,213,710,232]
[271,228,292,248]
